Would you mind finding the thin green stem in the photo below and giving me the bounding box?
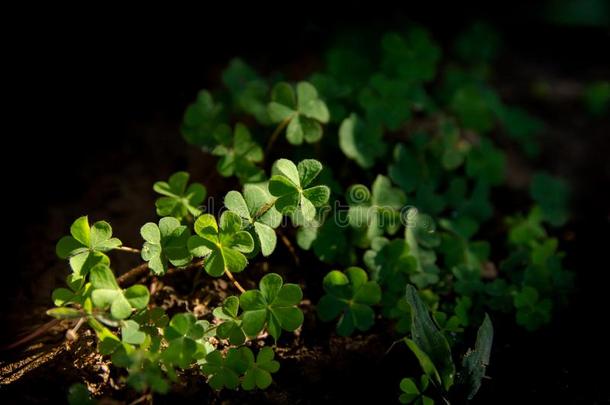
[265,116,293,156]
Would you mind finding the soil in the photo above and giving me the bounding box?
[2,10,609,404]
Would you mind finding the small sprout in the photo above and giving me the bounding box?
[268,158,330,222]
[89,264,150,320]
[153,171,206,220]
[213,296,246,345]
[140,217,192,275]
[224,184,282,256]
[399,375,434,405]
[162,313,210,368]
[52,272,95,307]
[317,267,381,336]
[181,90,224,148]
[212,123,265,183]
[188,212,255,277]
[239,273,304,341]
[241,347,280,390]
[267,81,330,145]
[56,216,122,278]
[202,347,250,390]
[514,286,552,331]
[222,58,271,124]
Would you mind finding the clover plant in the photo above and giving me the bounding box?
[49,22,572,403]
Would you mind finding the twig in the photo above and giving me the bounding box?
[116,246,141,254]
[0,319,61,351]
[277,228,300,266]
[224,269,246,293]
[116,263,150,287]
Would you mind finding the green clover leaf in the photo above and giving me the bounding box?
[514,286,552,331]
[222,58,271,124]
[317,267,381,336]
[399,375,434,405]
[297,215,352,265]
[90,264,150,320]
[454,22,500,65]
[153,171,206,220]
[187,212,254,277]
[267,81,330,145]
[359,74,432,131]
[224,184,282,257]
[202,348,250,390]
[405,211,441,288]
[52,268,98,307]
[162,313,209,368]
[56,216,122,278]
[68,383,95,405]
[347,175,406,241]
[181,89,225,148]
[389,143,426,193]
[339,113,387,169]
[121,320,147,345]
[239,273,303,341]
[584,80,610,116]
[132,307,169,337]
[465,139,506,186]
[213,296,246,345]
[241,346,280,390]
[212,123,265,183]
[140,217,192,275]
[268,158,330,222]
[381,27,441,83]
[450,84,502,133]
[530,172,569,227]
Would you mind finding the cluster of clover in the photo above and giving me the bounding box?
[53,23,573,404]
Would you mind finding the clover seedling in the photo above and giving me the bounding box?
[239,273,303,341]
[513,286,552,331]
[241,346,280,390]
[56,216,122,278]
[202,348,249,390]
[317,267,381,336]
[181,90,224,148]
[267,81,330,144]
[188,212,254,277]
[212,123,265,183]
[90,264,150,319]
[213,296,246,345]
[268,158,330,222]
[153,171,206,220]
[224,184,282,256]
[399,375,434,405]
[140,217,192,275]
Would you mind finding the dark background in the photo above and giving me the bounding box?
[4,3,610,403]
